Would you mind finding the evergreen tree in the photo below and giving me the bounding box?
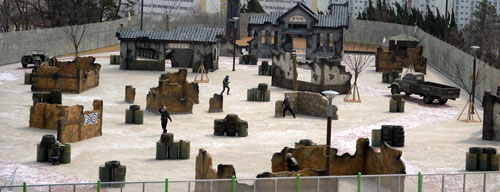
[240,3,248,13]
[464,0,500,67]
[246,0,265,13]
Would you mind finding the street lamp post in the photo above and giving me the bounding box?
[471,46,479,114]
[231,17,239,72]
[322,90,339,176]
[140,0,144,30]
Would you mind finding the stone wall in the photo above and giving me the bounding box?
[146,69,199,114]
[482,91,500,140]
[275,92,338,119]
[272,52,351,94]
[31,57,101,94]
[0,17,141,65]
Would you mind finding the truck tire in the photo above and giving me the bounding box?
[404,92,412,96]
[391,86,400,95]
[423,95,433,104]
[22,63,28,68]
[438,99,448,105]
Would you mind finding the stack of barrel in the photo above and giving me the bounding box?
[33,90,62,105]
[294,139,317,148]
[125,105,143,124]
[99,160,126,188]
[382,70,401,83]
[466,147,500,171]
[156,133,190,160]
[258,61,273,76]
[36,134,71,164]
[25,73,32,84]
[247,83,271,102]
[213,114,248,137]
[110,55,120,65]
[372,125,405,147]
[389,94,405,113]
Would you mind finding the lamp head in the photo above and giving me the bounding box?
[233,17,239,20]
[471,46,480,51]
[322,90,339,99]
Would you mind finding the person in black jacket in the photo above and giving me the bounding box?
[159,105,172,133]
[282,96,296,118]
[220,75,230,95]
[51,142,63,165]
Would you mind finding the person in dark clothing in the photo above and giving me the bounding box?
[282,96,296,118]
[220,75,230,95]
[159,105,172,133]
[286,152,300,172]
[51,142,63,165]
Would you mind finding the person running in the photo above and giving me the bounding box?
[282,96,296,118]
[158,105,172,133]
[220,75,230,95]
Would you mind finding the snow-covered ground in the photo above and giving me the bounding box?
[0,51,496,190]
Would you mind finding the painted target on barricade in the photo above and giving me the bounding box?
[91,113,98,124]
[84,113,98,125]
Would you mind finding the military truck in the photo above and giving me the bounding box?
[21,50,51,68]
[388,72,460,104]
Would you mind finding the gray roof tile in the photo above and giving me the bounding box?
[248,3,348,28]
[116,27,224,42]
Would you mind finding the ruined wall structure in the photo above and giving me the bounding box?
[31,57,101,94]
[483,90,500,141]
[272,52,351,94]
[195,138,405,192]
[275,91,338,119]
[146,69,199,114]
[29,100,103,143]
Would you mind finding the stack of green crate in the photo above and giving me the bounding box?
[125,105,143,124]
[247,83,270,102]
[389,94,405,112]
[99,160,126,188]
[466,147,499,171]
[156,133,190,160]
[258,61,272,76]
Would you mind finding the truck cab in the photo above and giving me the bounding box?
[391,72,424,95]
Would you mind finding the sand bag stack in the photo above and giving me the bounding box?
[125,105,143,124]
[213,114,248,137]
[156,133,190,160]
[466,147,499,171]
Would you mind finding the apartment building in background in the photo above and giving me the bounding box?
[454,0,500,29]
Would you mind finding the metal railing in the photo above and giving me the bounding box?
[2,171,500,192]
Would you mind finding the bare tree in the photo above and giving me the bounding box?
[63,23,89,57]
[343,20,376,103]
[453,52,486,122]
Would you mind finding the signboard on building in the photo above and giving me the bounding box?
[289,15,307,23]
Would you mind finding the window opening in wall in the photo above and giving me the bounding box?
[261,31,266,44]
[320,33,324,47]
[288,23,307,30]
[329,33,334,47]
[271,31,275,45]
[274,31,278,45]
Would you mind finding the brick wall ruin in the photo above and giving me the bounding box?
[272,52,351,94]
[146,69,199,114]
[31,57,101,93]
[482,91,500,141]
[275,91,338,119]
[375,46,427,74]
[29,100,103,143]
[195,138,405,192]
